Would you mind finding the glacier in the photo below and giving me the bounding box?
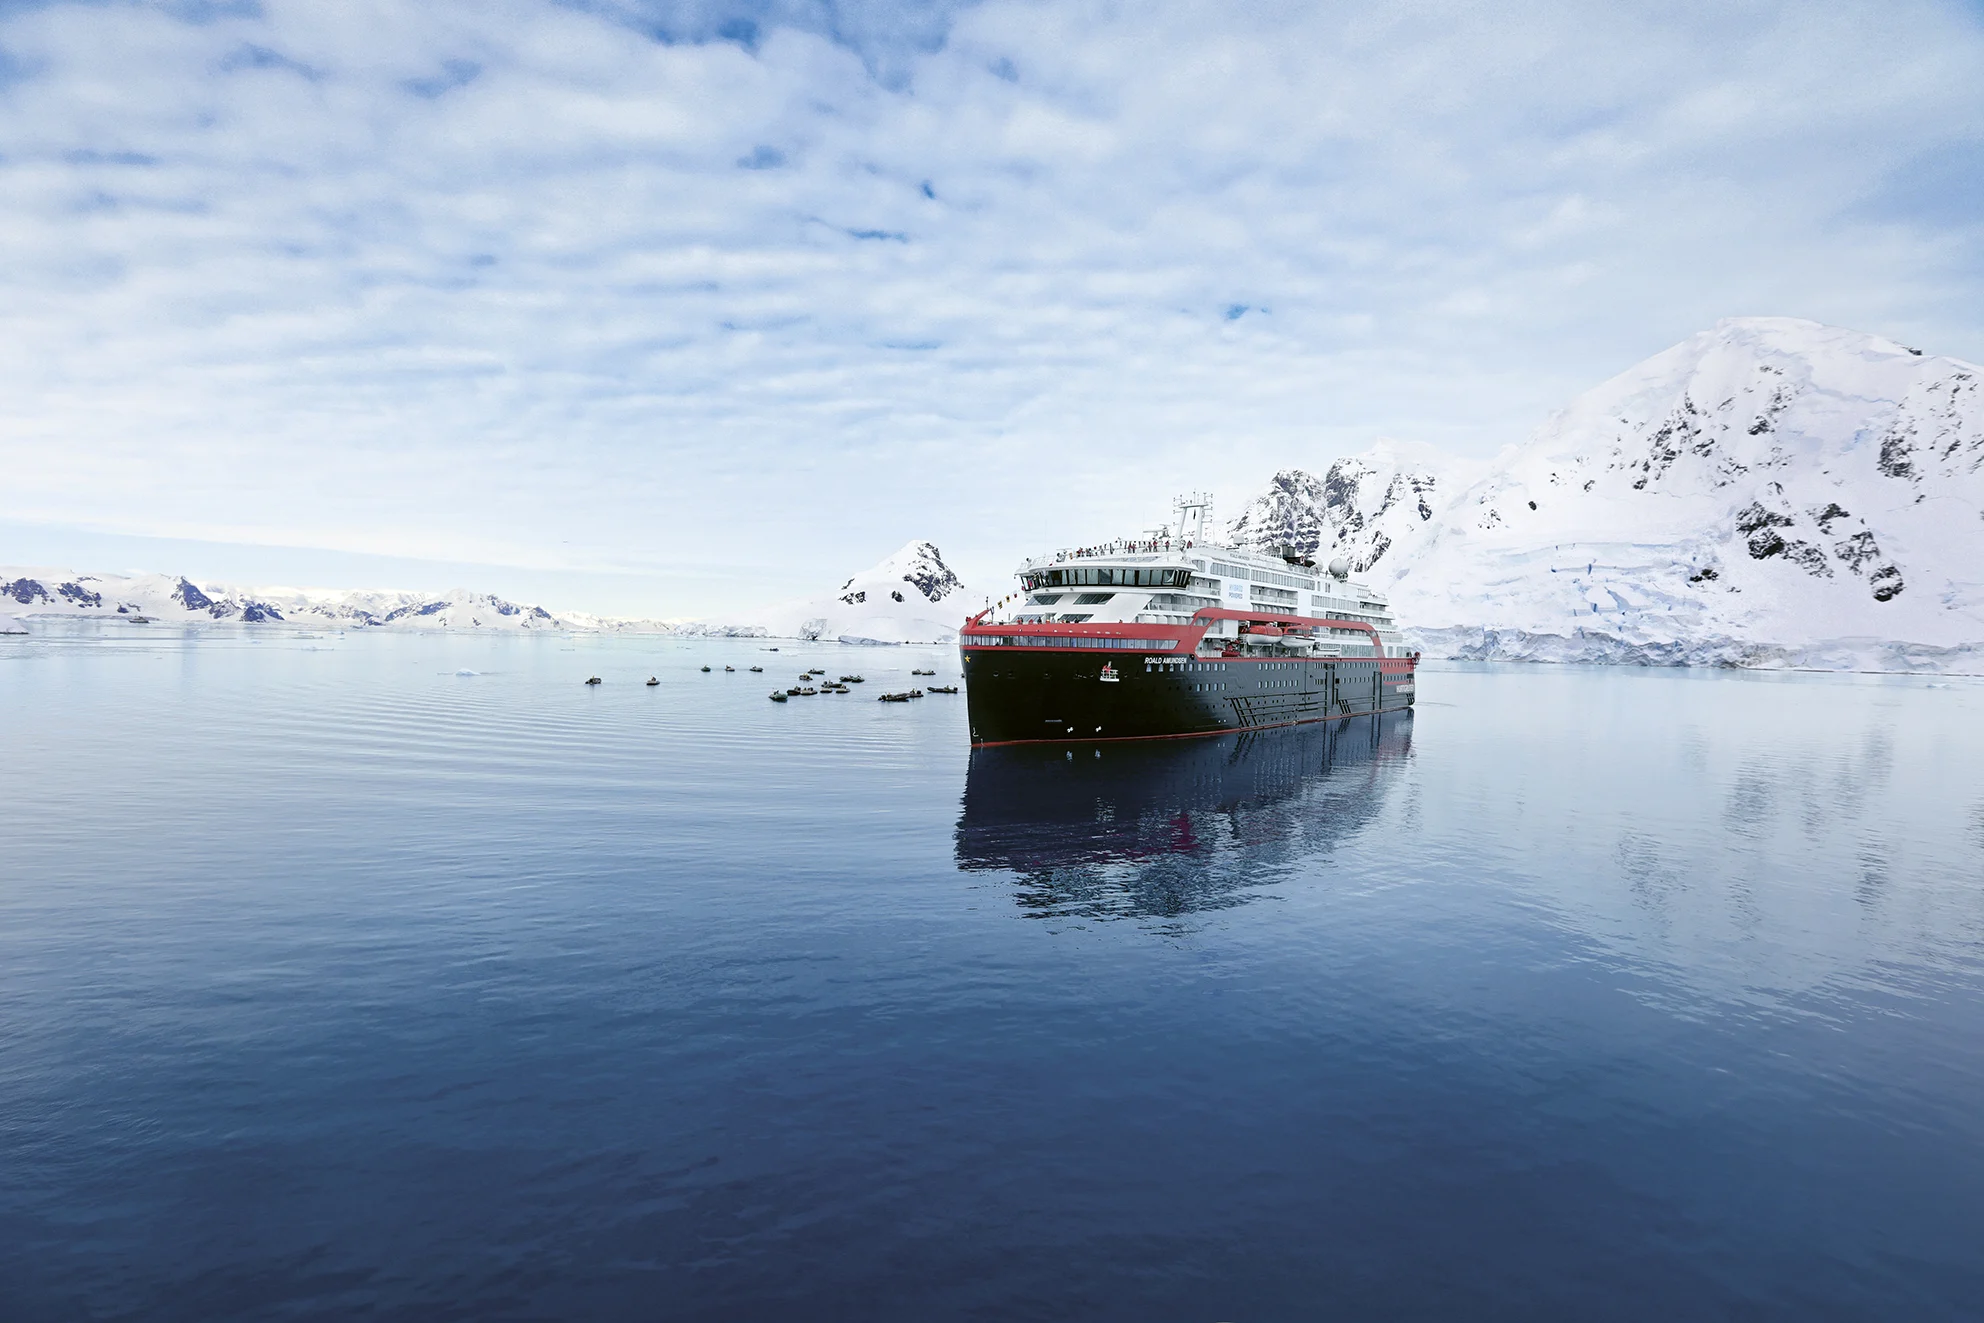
[1227,318,1984,672]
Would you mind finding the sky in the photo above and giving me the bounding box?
[3,0,1983,617]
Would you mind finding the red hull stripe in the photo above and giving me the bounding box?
[960,609,1402,656]
[958,645,1416,674]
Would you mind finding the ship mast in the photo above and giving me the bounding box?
[1172,492,1213,547]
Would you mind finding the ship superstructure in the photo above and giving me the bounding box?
[958,495,1418,745]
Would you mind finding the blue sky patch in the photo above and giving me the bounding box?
[404,59,481,100]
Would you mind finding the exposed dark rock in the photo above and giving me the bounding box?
[1735,501,1795,563]
[1688,566,1719,583]
[173,578,215,611]
[1832,530,1880,574]
[239,601,283,622]
[1746,386,1793,436]
[1734,501,1793,534]
[58,581,103,607]
[1747,528,1787,559]
[900,544,961,602]
[890,589,904,602]
[1785,541,1831,577]
[379,600,451,623]
[4,578,50,606]
[839,589,867,605]
[1870,565,1904,601]
[1877,429,1916,480]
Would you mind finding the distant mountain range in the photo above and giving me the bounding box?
[1226,317,1984,671]
[0,541,973,645]
[1,570,570,631]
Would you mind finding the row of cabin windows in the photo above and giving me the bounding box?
[1021,566,1192,590]
[960,635,1178,649]
[1027,577,1390,622]
[1187,555,1396,602]
[1147,592,1218,611]
[1205,559,1317,591]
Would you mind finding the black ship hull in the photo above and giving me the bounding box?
[960,647,1416,746]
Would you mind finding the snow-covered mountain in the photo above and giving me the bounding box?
[725,541,970,644]
[0,541,972,642]
[1225,440,1463,575]
[1232,318,1984,670]
[1,569,568,630]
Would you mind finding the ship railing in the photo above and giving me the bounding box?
[1018,537,1204,570]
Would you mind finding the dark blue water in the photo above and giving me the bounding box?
[3,623,1982,1321]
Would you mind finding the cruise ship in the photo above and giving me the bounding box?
[959,495,1418,745]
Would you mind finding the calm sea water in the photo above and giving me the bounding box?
[3,622,1982,1321]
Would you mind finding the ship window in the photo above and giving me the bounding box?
[1072,592,1115,605]
[1020,566,1192,590]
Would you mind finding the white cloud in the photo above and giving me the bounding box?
[1,0,1982,614]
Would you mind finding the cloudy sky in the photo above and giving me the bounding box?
[3,0,1983,616]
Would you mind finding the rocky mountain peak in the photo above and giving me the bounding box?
[1226,442,1451,572]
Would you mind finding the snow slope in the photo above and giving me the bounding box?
[1231,318,1984,670]
[726,541,970,644]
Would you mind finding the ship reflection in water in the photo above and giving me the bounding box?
[955,711,1414,921]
